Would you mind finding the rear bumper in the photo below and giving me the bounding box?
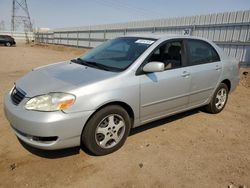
[230,75,240,93]
[4,92,94,150]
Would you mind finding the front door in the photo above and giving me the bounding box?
[139,40,191,123]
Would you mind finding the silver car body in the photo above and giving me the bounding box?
[4,34,240,150]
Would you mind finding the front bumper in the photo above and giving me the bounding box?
[4,92,94,150]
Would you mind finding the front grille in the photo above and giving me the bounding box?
[11,87,26,105]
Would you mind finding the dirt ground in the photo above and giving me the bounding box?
[0,43,249,188]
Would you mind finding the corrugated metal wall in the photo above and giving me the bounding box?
[35,10,250,66]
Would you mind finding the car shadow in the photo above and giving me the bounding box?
[18,108,201,158]
[17,138,81,159]
[130,108,201,136]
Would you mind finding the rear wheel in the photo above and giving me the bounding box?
[81,105,131,155]
[5,42,11,47]
[205,83,229,114]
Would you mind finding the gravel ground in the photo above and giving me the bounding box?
[0,43,249,188]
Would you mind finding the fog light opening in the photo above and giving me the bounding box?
[30,136,58,143]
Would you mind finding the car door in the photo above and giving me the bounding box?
[0,35,4,44]
[185,39,222,107]
[138,40,191,123]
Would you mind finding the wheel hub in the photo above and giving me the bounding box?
[215,88,227,110]
[95,114,125,149]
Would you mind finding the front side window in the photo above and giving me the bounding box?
[79,37,156,71]
[187,40,220,65]
[147,41,183,70]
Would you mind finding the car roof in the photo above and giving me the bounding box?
[0,35,12,37]
[123,33,208,41]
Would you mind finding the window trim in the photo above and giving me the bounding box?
[136,39,188,76]
[185,39,221,66]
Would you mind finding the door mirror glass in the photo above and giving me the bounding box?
[143,62,165,73]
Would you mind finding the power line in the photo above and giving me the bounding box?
[105,0,163,18]
[91,0,156,20]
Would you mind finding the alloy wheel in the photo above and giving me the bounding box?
[95,114,126,149]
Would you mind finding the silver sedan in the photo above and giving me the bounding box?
[4,35,240,155]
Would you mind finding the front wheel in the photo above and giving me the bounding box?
[81,105,131,155]
[5,42,11,47]
[205,83,229,114]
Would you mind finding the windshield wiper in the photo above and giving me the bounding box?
[70,58,87,65]
[71,58,121,72]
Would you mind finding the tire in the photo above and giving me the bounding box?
[81,105,131,155]
[5,42,11,47]
[205,83,229,114]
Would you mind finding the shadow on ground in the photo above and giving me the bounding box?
[18,138,81,159]
[130,108,200,136]
[18,108,201,158]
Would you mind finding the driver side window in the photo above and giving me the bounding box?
[148,41,183,70]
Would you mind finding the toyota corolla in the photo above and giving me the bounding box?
[4,35,240,155]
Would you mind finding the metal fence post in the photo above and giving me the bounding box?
[88,29,91,48]
[77,30,79,48]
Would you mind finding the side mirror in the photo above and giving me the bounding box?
[143,62,165,73]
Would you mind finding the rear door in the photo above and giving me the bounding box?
[139,40,191,123]
[185,39,221,107]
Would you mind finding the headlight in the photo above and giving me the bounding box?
[25,93,75,112]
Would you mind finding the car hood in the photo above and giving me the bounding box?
[15,61,117,97]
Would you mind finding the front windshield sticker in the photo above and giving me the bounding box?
[135,39,155,45]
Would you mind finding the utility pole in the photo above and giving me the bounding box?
[11,0,33,43]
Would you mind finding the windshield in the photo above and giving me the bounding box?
[79,37,156,71]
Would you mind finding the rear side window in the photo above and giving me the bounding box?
[187,39,220,65]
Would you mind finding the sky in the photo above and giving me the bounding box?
[0,0,250,30]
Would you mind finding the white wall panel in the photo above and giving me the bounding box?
[216,13,224,24]
[90,32,104,39]
[226,27,234,41]
[78,32,89,38]
[78,40,89,47]
[243,10,250,22]
[236,46,244,61]
[233,26,241,41]
[68,33,77,38]
[230,46,237,58]
[229,12,237,23]
[60,39,68,45]
[220,27,227,41]
[236,11,244,22]
[105,31,124,39]
[54,33,60,38]
[222,12,230,23]
[90,41,103,48]
[207,28,215,40]
[239,26,249,41]
[68,40,77,46]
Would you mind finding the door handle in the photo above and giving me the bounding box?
[216,65,222,70]
[181,71,190,77]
